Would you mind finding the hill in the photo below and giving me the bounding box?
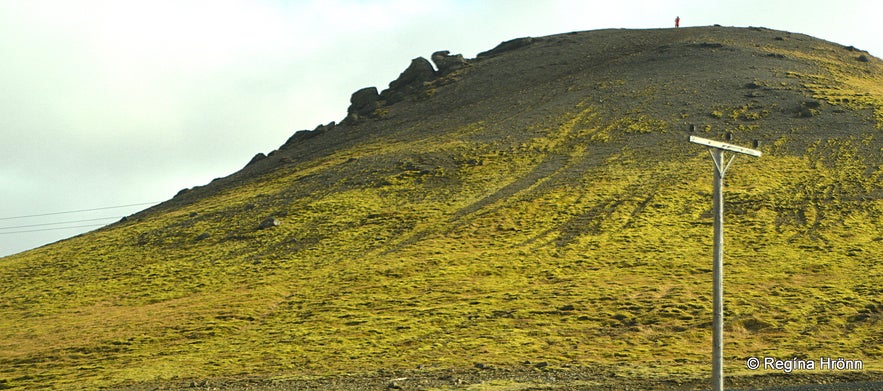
[1,26,882,390]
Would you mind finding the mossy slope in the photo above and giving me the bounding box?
[1,27,882,389]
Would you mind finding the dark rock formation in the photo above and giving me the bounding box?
[390,57,435,89]
[347,87,380,121]
[431,50,468,75]
[258,217,280,230]
[380,57,435,104]
[343,53,472,124]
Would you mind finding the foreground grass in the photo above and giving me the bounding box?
[2,27,882,390]
[2,105,880,389]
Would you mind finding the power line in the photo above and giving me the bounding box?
[0,223,109,235]
[0,202,159,221]
[0,216,122,231]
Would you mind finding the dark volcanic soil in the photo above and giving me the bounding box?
[112,367,883,390]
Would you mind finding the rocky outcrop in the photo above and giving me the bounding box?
[431,50,468,75]
[343,52,471,124]
[391,57,436,89]
[380,57,435,105]
[346,87,380,121]
[262,50,473,163]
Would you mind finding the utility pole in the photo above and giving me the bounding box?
[688,135,761,391]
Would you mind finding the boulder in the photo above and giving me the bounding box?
[347,87,380,118]
[389,57,435,90]
[431,50,468,75]
[258,217,280,230]
[381,57,435,104]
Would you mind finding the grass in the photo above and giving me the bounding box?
[3,105,880,389]
[765,44,883,128]
[1,27,882,390]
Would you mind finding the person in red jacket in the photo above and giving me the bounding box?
[675,16,680,28]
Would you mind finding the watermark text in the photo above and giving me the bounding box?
[745,356,864,373]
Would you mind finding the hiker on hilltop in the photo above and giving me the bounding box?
[675,16,680,28]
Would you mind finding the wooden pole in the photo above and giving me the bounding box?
[711,148,725,391]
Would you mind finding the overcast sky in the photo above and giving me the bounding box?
[1,0,881,257]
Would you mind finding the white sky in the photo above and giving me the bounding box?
[1,0,881,257]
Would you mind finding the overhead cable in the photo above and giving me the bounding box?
[0,202,159,221]
[0,223,109,235]
[0,216,122,231]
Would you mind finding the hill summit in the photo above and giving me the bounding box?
[2,26,882,390]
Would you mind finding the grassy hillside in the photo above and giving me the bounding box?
[1,27,882,390]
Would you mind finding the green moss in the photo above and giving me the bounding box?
[777,50,883,128]
[2,41,883,390]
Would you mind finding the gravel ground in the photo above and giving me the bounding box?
[110,367,882,390]
[733,381,883,391]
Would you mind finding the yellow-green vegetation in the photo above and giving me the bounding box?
[767,45,883,128]
[710,104,770,122]
[2,27,883,390]
[3,104,881,389]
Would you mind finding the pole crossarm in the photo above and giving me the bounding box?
[689,135,762,157]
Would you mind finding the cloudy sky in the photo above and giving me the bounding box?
[1,0,881,257]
